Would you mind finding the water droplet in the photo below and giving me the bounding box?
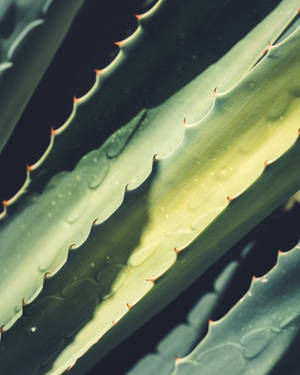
[88,173,104,189]
[29,326,38,333]
[66,210,79,224]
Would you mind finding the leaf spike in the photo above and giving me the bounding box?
[208,319,215,325]
[252,275,257,282]
[278,249,283,256]
[298,128,300,136]
[112,320,116,326]
[126,303,132,310]
[92,218,99,226]
[2,200,9,207]
[174,247,180,254]
[114,40,123,47]
[174,356,180,364]
[44,272,50,279]
[264,159,269,168]
[94,68,102,77]
[153,153,158,162]
[26,163,33,172]
[67,358,77,372]
[0,325,4,334]
[73,95,82,105]
[213,87,218,96]
[22,298,27,307]
[69,243,76,250]
[135,13,143,20]
[297,7,300,14]
[50,126,57,136]
[125,184,129,192]
[262,41,271,55]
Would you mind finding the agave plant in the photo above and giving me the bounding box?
[0,0,299,374]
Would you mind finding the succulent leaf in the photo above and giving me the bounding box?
[0,0,85,153]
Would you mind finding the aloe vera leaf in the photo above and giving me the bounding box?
[0,0,86,154]
[0,10,299,375]
[126,242,256,375]
[0,0,285,214]
[172,240,300,375]
[0,0,298,340]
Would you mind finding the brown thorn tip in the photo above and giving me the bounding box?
[264,160,269,167]
[126,303,132,310]
[114,41,122,47]
[22,298,27,306]
[213,87,217,95]
[184,117,187,127]
[44,272,50,279]
[209,319,214,325]
[153,154,158,161]
[26,163,33,172]
[175,356,180,363]
[297,7,300,14]
[0,326,4,334]
[252,275,257,282]
[112,320,116,325]
[73,96,79,104]
[92,218,99,226]
[69,243,76,250]
[95,69,102,76]
[50,127,56,136]
[135,13,142,20]
[174,247,179,253]
[298,128,300,135]
[146,277,155,282]
[278,249,283,255]
[227,196,232,202]
[125,184,129,192]
[2,200,8,207]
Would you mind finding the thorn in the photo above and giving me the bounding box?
[252,275,257,282]
[2,200,8,207]
[112,320,116,325]
[298,128,300,136]
[126,303,132,310]
[262,42,271,55]
[213,87,218,96]
[174,247,180,253]
[73,96,79,104]
[135,13,143,20]
[0,326,4,334]
[175,356,180,363]
[50,127,56,136]
[125,184,129,192]
[69,243,76,250]
[208,319,215,325]
[95,69,102,76]
[22,298,27,307]
[114,40,122,47]
[183,117,187,127]
[264,160,269,167]
[67,359,77,372]
[278,249,283,255]
[297,7,300,14]
[227,195,232,202]
[146,277,156,283]
[92,218,99,226]
[153,154,158,162]
[44,272,50,279]
[26,163,33,172]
